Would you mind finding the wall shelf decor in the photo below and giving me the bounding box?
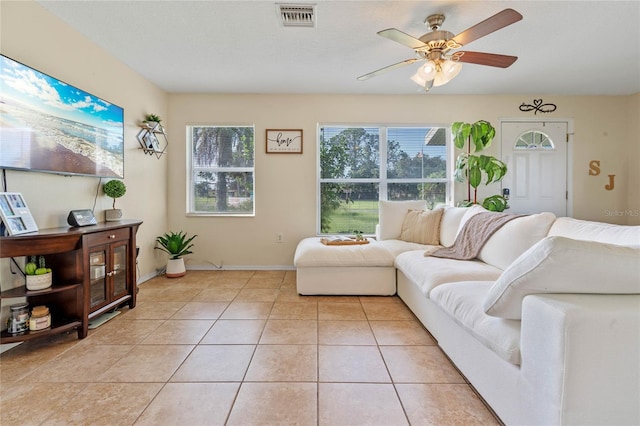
[136,122,168,159]
[266,129,303,154]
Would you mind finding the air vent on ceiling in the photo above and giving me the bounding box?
[277,3,316,28]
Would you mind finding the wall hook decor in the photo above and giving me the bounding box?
[519,98,557,115]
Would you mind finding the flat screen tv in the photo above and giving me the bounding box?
[0,54,124,178]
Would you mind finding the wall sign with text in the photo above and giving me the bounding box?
[266,129,303,154]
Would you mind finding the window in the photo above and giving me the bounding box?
[188,125,254,215]
[319,125,450,234]
[514,130,555,150]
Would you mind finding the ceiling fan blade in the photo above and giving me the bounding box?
[452,8,522,47]
[456,51,518,68]
[357,58,420,81]
[377,28,426,49]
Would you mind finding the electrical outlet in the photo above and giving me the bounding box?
[276,233,284,243]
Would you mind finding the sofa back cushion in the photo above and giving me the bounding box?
[483,236,640,319]
[378,200,427,240]
[478,212,556,270]
[439,206,469,247]
[400,208,444,245]
[548,217,640,247]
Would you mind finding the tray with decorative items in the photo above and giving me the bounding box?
[320,235,370,246]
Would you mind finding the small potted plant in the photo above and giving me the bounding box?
[103,179,126,221]
[144,113,162,130]
[25,255,52,291]
[155,231,198,278]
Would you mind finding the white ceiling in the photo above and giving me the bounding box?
[37,0,640,95]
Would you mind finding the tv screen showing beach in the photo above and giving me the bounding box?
[0,55,124,178]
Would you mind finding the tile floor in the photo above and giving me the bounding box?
[1,270,500,425]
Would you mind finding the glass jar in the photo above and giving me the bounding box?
[29,305,51,331]
[7,302,30,334]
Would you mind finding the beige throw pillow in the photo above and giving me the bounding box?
[400,208,444,245]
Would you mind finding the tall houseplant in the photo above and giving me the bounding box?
[103,179,126,221]
[155,231,198,278]
[452,120,508,212]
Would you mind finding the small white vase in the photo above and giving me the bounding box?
[166,258,186,278]
[105,209,122,222]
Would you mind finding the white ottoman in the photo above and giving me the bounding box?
[293,237,397,295]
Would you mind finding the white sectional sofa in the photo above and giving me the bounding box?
[294,201,640,425]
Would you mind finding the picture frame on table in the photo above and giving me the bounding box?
[266,129,303,154]
[0,192,38,235]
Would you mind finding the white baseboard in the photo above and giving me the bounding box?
[187,265,296,271]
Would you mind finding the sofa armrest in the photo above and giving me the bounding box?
[520,294,640,426]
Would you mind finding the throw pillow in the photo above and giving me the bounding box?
[483,236,640,319]
[378,200,427,240]
[399,208,444,245]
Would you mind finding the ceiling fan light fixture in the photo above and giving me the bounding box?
[419,60,437,80]
[410,71,434,92]
[433,59,462,86]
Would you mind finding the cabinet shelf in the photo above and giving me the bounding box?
[0,283,81,299]
[1,319,82,344]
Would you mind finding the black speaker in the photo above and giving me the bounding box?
[67,209,97,227]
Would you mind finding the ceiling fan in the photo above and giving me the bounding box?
[357,8,523,91]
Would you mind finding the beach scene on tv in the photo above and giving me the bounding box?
[0,55,124,178]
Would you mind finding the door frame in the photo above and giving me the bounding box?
[499,117,574,217]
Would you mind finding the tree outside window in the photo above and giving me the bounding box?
[188,126,254,215]
[319,125,449,234]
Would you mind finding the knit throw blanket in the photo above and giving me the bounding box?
[426,212,524,260]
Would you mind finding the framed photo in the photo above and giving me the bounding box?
[0,192,38,235]
[266,129,303,154]
[144,132,161,152]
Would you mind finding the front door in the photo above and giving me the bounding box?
[500,121,568,216]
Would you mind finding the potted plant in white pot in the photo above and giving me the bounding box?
[25,255,52,290]
[155,231,198,278]
[103,179,126,221]
[452,120,509,212]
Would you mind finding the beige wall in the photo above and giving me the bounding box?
[1,1,169,286]
[169,93,639,268]
[627,94,640,225]
[1,2,638,275]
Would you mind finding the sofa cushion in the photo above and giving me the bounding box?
[456,204,488,234]
[400,208,444,245]
[478,212,556,270]
[378,200,427,240]
[294,237,395,267]
[548,217,640,247]
[395,250,502,296]
[430,281,522,365]
[483,236,640,319]
[439,206,469,247]
[376,239,437,257]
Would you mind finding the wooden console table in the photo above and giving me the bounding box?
[0,220,142,343]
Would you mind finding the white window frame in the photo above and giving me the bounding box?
[187,124,255,217]
[317,123,453,234]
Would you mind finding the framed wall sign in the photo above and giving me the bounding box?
[266,129,303,154]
